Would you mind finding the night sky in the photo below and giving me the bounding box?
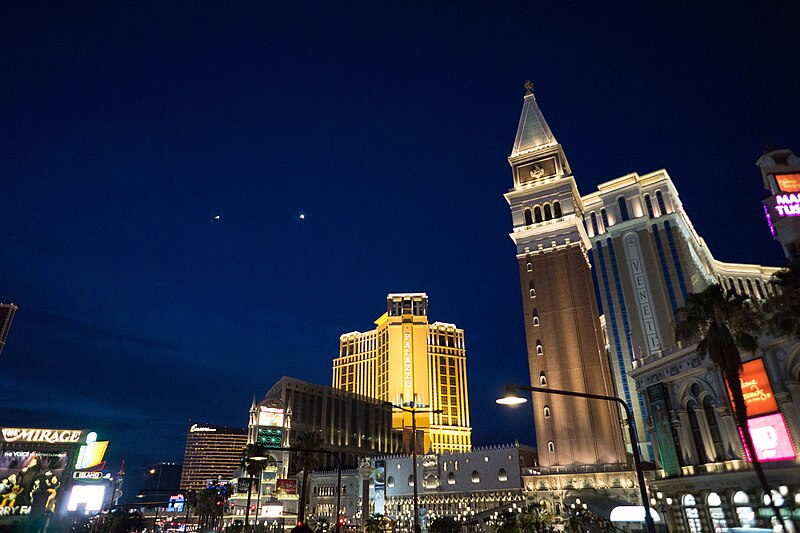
[2,2,798,498]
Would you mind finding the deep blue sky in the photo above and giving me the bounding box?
[2,2,797,496]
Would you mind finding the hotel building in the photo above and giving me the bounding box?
[179,422,248,492]
[261,376,402,468]
[508,85,800,530]
[332,293,471,454]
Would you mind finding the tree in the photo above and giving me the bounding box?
[364,514,393,533]
[428,516,459,533]
[493,511,522,533]
[241,443,269,528]
[765,265,800,337]
[519,502,553,533]
[290,431,325,525]
[195,486,225,530]
[674,283,786,530]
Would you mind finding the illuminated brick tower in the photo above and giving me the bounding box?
[333,293,471,453]
[504,83,626,467]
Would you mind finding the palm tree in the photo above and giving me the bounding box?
[291,431,325,525]
[242,443,268,528]
[364,514,393,533]
[519,502,553,533]
[674,283,786,530]
[765,264,800,337]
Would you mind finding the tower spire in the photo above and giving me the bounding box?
[511,81,558,159]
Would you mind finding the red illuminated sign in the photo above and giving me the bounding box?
[275,479,297,495]
[729,359,778,417]
[739,413,796,462]
[775,173,800,193]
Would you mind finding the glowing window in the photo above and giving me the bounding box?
[553,201,562,218]
[447,472,455,485]
[526,262,532,272]
[498,468,508,482]
[524,208,533,226]
[471,471,480,483]
[536,340,543,355]
[539,373,547,386]
[387,476,394,488]
[543,406,551,418]
[547,441,555,453]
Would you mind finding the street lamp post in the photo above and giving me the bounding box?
[387,401,443,533]
[496,383,656,533]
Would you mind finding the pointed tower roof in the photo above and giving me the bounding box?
[510,81,558,158]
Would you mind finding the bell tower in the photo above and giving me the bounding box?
[504,82,626,467]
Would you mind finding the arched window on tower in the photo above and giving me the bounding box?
[547,441,555,453]
[536,340,543,355]
[600,208,609,228]
[656,190,667,215]
[544,204,552,221]
[686,400,708,464]
[543,406,551,418]
[644,194,655,218]
[703,396,724,461]
[529,281,536,298]
[539,372,547,386]
[534,206,543,223]
[618,196,630,222]
[553,201,562,218]
[532,308,540,326]
[524,208,533,226]
[590,212,599,235]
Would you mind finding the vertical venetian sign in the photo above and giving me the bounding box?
[403,326,413,398]
[646,384,681,476]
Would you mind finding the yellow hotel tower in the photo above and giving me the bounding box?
[332,293,471,453]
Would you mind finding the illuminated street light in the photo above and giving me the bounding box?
[386,400,443,533]
[496,383,656,533]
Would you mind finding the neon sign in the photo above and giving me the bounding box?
[190,424,216,433]
[404,331,412,389]
[728,359,778,417]
[739,413,796,462]
[775,173,800,193]
[774,194,800,216]
[1,428,83,444]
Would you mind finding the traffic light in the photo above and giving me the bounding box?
[337,517,345,526]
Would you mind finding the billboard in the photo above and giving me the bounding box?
[646,384,681,476]
[740,413,797,462]
[66,485,106,513]
[275,479,297,495]
[0,450,69,516]
[258,406,285,428]
[257,428,283,449]
[166,495,185,513]
[728,359,778,417]
[775,173,800,193]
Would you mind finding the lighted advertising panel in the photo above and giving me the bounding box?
[66,485,106,513]
[166,495,185,513]
[373,460,385,515]
[733,359,779,417]
[258,406,284,428]
[646,383,681,476]
[0,450,68,516]
[275,479,297,495]
[739,413,797,462]
[731,358,797,462]
[775,173,800,193]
